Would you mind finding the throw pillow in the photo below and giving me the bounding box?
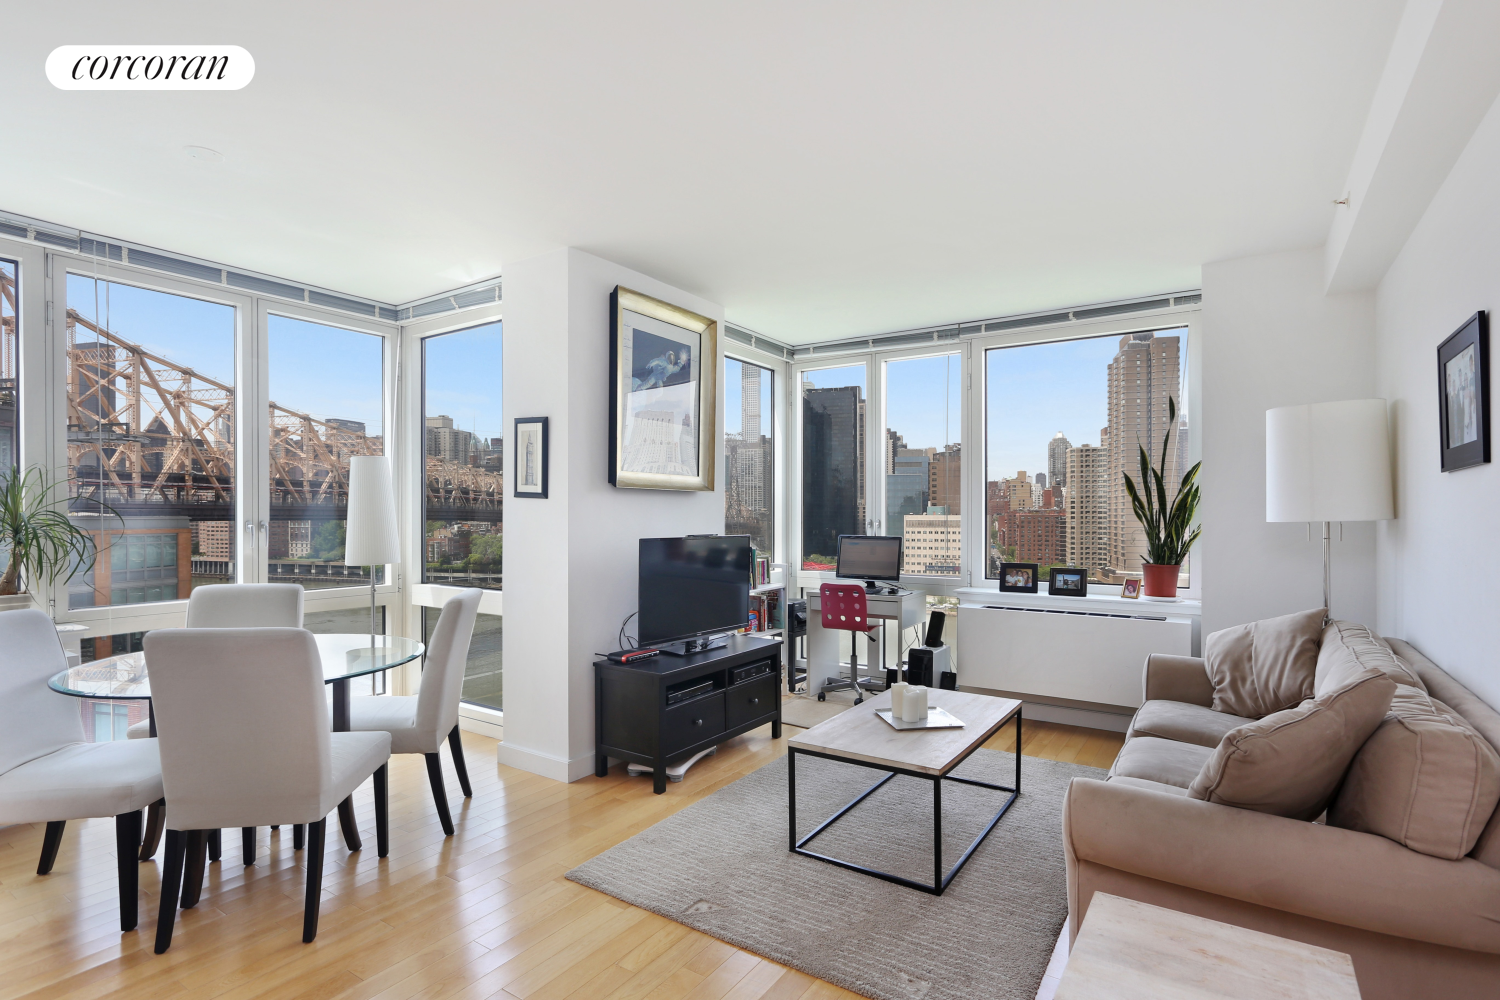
[1188,664,1396,820]
[1315,620,1425,695]
[1204,607,1326,718]
[1328,687,1500,859]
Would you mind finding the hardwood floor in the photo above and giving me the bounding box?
[0,714,1122,1000]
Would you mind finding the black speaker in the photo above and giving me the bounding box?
[907,647,934,687]
[924,610,946,647]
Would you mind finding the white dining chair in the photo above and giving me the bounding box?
[349,588,482,836]
[144,626,391,953]
[0,608,164,933]
[126,582,306,865]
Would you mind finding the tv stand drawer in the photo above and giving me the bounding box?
[662,692,725,754]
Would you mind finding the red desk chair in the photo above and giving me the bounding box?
[818,583,883,704]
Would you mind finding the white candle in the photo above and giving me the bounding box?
[890,681,908,719]
[903,685,928,722]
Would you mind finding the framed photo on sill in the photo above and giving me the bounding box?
[514,417,549,498]
[1438,311,1490,472]
[999,562,1039,594]
[609,285,718,491]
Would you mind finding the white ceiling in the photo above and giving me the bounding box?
[4,2,1403,344]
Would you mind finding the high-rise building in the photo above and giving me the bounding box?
[1065,443,1110,575]
[1106,332,1183,576]
[802,384,864,565]
[927,443,961,515]
[1048,432,1071,488]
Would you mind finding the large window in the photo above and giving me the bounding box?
[984,327,1189,585]
[66,276,236,609]
[724,357,775,555]
[421,321,502,712]
[884,353,962,577]
[800,364,866,570]
[1,259,16,475]
[267,314,386,591]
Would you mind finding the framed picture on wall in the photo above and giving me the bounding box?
[1437,311,1490,472]
[609,285,718,491]
[514,416,549,498]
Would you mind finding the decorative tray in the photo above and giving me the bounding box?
[875,707,965,731]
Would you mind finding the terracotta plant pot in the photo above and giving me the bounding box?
[1141,564,1180,599]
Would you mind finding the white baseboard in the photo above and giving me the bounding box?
[496,742,597,782]
[1021,701,1133,733]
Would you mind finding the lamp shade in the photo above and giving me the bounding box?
[345,455,399,566]
[1266,398,1394,523]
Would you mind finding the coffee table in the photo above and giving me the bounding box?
[788,687,1022,895]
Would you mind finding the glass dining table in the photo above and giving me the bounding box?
[48,633,424,860]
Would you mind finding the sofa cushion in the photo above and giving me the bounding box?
[1204,607,1325,718]
[1109,736,1212,789]
[1316,620,1424,695]
[1128,700,1255,748]
[1187,664,1395,820]
[1385,637,1500,869]
[1328,685,1500,860]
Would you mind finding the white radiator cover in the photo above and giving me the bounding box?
[956,603,1195,711]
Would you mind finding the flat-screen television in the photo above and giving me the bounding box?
[639,535,752,653]
[835,534,903,583]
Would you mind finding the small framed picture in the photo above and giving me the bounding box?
[999,562,1039,594]
[1048,567,1088,597]
[1120,578,1141,599]
[1438,311,1490,472]
[514,417,549,498]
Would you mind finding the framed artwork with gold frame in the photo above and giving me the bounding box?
[609,285,718,491]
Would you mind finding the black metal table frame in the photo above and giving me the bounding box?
[788,709,1020,896]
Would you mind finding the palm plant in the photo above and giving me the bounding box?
[0,467,108,597]
[1122,397,1201,568]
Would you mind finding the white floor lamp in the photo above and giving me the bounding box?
[345,455,399,637]
[1266,399,1394,617]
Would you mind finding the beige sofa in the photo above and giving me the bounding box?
[1063,627,1500,1000]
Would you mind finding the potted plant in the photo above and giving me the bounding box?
[1122,397,1201,599]
[0,467,106,612]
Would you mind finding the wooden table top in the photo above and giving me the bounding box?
[787,688,1021,775]
[1057,893,1362,1000]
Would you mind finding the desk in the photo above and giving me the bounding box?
[805,588,925,691]
[48,633,424,857]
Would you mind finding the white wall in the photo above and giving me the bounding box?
[1374,93,1500,708]
[501,248,725,782]
[1199,247,1378,635]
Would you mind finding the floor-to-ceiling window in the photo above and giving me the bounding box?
[724,356,775,556]
[421,320,502,711]
[883,352,962,578]
[266,313,386,591]
[65,275,236,611]
[984,326,1189,585]
[800,363,867,571]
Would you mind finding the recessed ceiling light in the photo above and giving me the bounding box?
[184,145,224,163]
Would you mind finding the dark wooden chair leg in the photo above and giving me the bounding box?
[374,764,389,858]
[242,827,256,866]
[336,796,362,852]
[181,830,207,909]
[293,823,305,850]
[37,821,66,875]
[115,811,142,932]
[207,828,221,862]
[139,800,165,861]
[302,818,327,943]
[448,726,473,798]
[155,830,186,954]
[425,752,455,836]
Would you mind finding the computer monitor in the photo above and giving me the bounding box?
[835,534,903,589]
[638,535,753,654]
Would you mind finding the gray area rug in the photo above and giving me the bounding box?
[568,749,1105,1000]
